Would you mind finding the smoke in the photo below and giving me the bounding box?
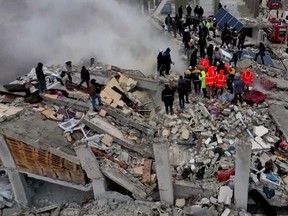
[0,0,185,84]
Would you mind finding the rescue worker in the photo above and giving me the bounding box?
[207,44,214,65]
[198,35,207,59]
[162,84,175,114]
[178,76,189,108]
[241,68,255,91]
[77,66,90,89]
[62,61,73,83]
[206,66,216,98]
[35,62,47,94]
[192,67,201,94]
[214,47,222,66]
[157,49,164,76]
[89,79,103,112]
[205,19,213,38]
[162,48,174,75]
[215,69,227,96]
[254,42,266,64]
[178,5,183,19]
[184,66,193,92]
[165,14,173,32]
[217,61,227,74]
[199,70,208,98]
[237,31,246,50]
[211,18,217,38]
[190,48,198,69]
[229,51,239,68]
[233,73,244,104]
[227,67,236,93]
[198,6,204,20]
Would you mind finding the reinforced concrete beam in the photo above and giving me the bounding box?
[153,142,174,205]
[74,145,106,197]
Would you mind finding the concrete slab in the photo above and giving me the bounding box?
[268,78,288,90]
[269,105,288,141]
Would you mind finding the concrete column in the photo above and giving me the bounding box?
[214,0,220,14]
[234,138,252,210]
[149,0,155,9]
[0,136,29,205]
[143,0,149,15]
[253,0,260,18]
[153,142,174,205]
[249,0,254,13]
[75,145,106,197]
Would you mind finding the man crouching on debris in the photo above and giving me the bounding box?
[161,84,174,114]
[89,79,103,112]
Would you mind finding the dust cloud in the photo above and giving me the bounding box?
[0,0,185,84]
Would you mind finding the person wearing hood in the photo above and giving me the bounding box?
[35,62,47,94]
[182,28,191,49]
[77,66,90,89]
[199,70,207,98]
[190,48,198,69]
[163,48,174,75]
[233,73,244,104]
[215,69,227,96]
[192,67,201,94]
[165,14,173,32]
[184,66,193,92]
[187,4,192,16]
[206,66,216,98]
[198,35,207,59]
[207,44,214,65]
[178,76,189,109]
[198,6,204,20]
[178,5,183,19]
[241,68,255,91]
[161,84,175,114]
[157,49,164,76]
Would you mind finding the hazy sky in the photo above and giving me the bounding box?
[0,0,185,84]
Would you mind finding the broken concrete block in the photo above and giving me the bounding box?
[182,129,190,140]
[133,166,144,175]
[221,208,231,216]
[218,186,233,205]
[191,164,196,171]
[236,112,243,119]
[198,102,210,118]
[205,138,211,145]
[162,129,170,137]
[101,134,113,146]
[222,109,231,115]
[149,120,157,127]
[210,196,217,205]
[171,127,178,134]
[169,121,177,127]
[216,134,223,144]
[253,126,269,137]
[175,198,186,208]
[202,159,211,165]
[181,113,191,119]
[99,109,107,117]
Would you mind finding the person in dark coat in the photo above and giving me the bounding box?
[172,18,178,38]
[198,36,207,59]
[165,14,173,32]
[220,26,231,48]
[89,79,103,111]
[190,48,198,69]
[237,31,246,50]
[182,28,191,49]
[177,18,183,36]
[178,5,183,19]
[193,5,199,17]
[219,2,223,10]
[217,61,227,74]
[191,67,201,94]
[233,73,244,104]
[162,48,173,75]
[254,42,266,64]
[161,84,174,114]
[229,51,239,68]
[232,29,238,48]
[157,49,164,76]
[178,76,189,108]
[78,66,90,89]
[207,44,214,65]
[35,62,47,94]
[187,4,192,16]
[198,6,204,20]
[227,69,235,93]
[192,16,199,34]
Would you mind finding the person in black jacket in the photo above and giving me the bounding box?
[187,4,192,16]
[163,48,174,75]
[198,6,204,20]
[78,66,90,89]
[190,48,198,69]
[165,14,173,32]
[198,36,207,59]
[161,84,174,114]
[194,5,199,17]
[157,49,164,76]
[178,5,183,19]
[238,31,246,50]
[178,76,189,109]
[254,42,266,64]
[207,44,214,65]
[35,62,47,94]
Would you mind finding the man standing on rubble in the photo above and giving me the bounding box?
[77,66,90,89]
[178,5,183,19]
[215,69,227,96]
[254,42,266,64]
[165,14,173,32]
[233,73,244,104]
[207,44,214,65]
[237,31,246,50]
[157,49,164,76]
[191,67,201,94]
[178,76,189,108]
[161,84,174,114]
[35,62,47,94]
[241,68,255,91]
[89,79,103,112]
[199,70,208,98]
[214,47,222,65]
[62,61,73,83]
[162,48,174,75]
[198,35,207,59]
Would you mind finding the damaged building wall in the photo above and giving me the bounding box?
[3,136,87,185]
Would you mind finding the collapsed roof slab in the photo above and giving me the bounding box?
[269,104,288,141]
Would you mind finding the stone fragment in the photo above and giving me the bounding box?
[101,134,113,146]
[202,159,211,165]
[254,126,269,137]
[210,196,217,205]
[216,135,223,144]
[221,208,231,216]
[218,186,233,205]
[162,129,170,137]
[149,120,157,127]
[205,138,211,145]
[99,109,107,117]
[181,113,191,118]
[175,198,185,208]
[169,121,177,127]
[171,127,178,134]
[133,166,144,175]
[182,129,190,140]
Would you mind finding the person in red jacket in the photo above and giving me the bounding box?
[241,68,254,91]
[215,70,227,96]
[206,66,216,98]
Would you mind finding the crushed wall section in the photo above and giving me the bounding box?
[4,136,87,185]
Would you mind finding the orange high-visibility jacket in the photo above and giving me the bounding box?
[206,67,216,87]
[199,58,210,70]
[224,63,231,74]
[241,69,255,86]
[216,70,227,88]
